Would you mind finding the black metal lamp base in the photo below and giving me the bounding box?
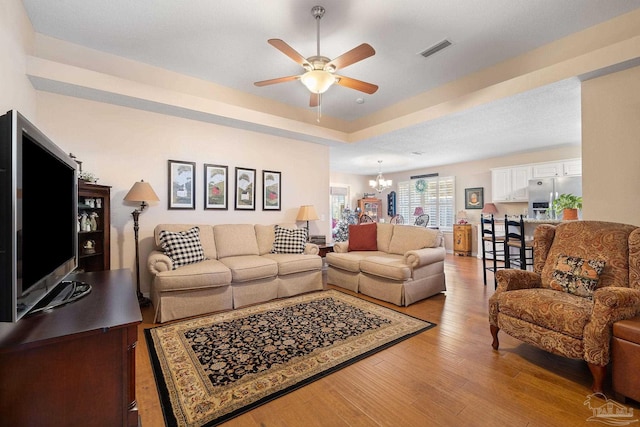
[137,292,151,307]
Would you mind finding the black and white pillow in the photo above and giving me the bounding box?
[271,225,307,254]
[159,226,205,269]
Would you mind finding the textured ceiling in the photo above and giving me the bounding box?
[21,0,640,174]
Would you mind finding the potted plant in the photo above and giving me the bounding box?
[552,193,583,220]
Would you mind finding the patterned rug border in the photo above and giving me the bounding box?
[145,289,437,427]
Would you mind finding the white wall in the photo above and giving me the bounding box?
[0,0,37,118]
[582,65,640,226]
[36,92,330,295]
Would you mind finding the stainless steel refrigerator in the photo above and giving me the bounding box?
[528,176,582,219]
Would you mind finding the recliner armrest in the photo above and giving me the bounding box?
[148,250,173,274]
[593,287,640,310]
[495,269,542,292]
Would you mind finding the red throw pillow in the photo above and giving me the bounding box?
[348,223,378,251]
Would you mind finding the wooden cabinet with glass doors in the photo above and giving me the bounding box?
[357,198,382,222]
[77,180,111,272]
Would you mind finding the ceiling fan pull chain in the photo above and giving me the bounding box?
[317,94,322,122]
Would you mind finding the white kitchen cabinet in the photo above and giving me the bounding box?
[532,162,563,178]
[563,159,582,176]
[532,159,582,178]
[491,166,532,202]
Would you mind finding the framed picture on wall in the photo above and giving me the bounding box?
[204,164,228,210]
[262,170,281,211]
[235,167,256,210]
[168,160,195,209]
[465,187,484,209]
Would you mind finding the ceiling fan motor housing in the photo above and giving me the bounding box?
[311,6,325,19]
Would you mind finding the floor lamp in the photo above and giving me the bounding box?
[124,180,160,307]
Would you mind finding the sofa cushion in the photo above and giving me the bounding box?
[326,251,386,273]
[549,255,606,299]
[377,223,394,253]
[155,224,216,259]
[262,253,322,275]
[497,288,593,339]
[158,226,206,269]
[388,225,439,255]
[214,224,259,258]
[271,225,307,254]
[360,255,411,281]
[219,255,278,282]
[153,259,232,292]
[255,223,298,255]
[348,223,378,251]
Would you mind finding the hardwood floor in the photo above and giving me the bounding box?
[136,255,639,426]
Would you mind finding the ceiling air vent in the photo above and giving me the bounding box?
[419,39,452,59]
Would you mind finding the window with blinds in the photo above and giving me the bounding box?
[398,176,455,231]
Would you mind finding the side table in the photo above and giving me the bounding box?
[318,243,334,258]
[454,224,472,256]
[612,317,640,403]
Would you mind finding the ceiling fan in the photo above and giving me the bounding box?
[254,5,378,115]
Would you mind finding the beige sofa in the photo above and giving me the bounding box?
[147,223,323,323]
[326,223,446,306]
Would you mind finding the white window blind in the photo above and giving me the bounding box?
[398,176,455,231]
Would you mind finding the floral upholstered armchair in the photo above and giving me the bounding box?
[489,221,640,393]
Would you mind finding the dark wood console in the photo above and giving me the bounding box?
[0,269,142,427]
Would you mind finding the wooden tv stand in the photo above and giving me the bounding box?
[0,269,142,427]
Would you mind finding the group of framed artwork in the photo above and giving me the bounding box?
[168,160,281,211]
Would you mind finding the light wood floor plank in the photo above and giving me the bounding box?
[136,254,639,426]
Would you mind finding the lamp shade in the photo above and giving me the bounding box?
[413,207,424,216]
[296,205,319,221]
[124,180,160,203]
[482,203,498,214]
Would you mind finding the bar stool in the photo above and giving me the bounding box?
[481,214,507,288]
[505,215,534,271]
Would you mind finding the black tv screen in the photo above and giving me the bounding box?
[0,110,78,322]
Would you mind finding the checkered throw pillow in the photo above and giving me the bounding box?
[271,225,307,254]
[159,226,205,269]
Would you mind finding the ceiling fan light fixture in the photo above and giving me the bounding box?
[301,70,335,94]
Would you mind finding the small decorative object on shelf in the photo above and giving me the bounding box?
[78,180,111,272]
[69,153,99,183]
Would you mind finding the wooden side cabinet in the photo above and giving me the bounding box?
[78,180,111,272]
[0,269,142,427]
[358,198,382,222]
[454,224,472,256]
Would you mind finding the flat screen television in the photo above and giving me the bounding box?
[0,110,81,322]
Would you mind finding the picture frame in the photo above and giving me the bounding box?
[465,187,484,209]
[234,167,256,210]
[262,170,281,211]
[204,164,228,210]
[168,160,195,209]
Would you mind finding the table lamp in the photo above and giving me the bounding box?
[296,205,319,240]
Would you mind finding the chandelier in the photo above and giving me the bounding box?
[369,160,392,193]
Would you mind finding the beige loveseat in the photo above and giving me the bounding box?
[147,223,323,323]
[326,223,446,306]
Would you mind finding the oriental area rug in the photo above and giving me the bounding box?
[145,289,436,427]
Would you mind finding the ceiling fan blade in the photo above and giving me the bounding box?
[268,39,311,69]
[326,43,375,71]
[309,93,319,107]
[254,75,300,87]
[335,76,379,94]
